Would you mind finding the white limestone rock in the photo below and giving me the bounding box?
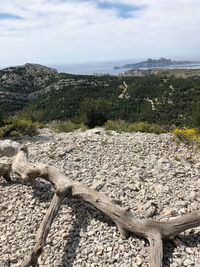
[0,140,20,157]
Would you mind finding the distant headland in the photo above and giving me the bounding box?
[114,57,199,69]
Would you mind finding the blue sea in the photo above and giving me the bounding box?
[50,60,132,75]
[50,60,200,75]
[1,60,200,75]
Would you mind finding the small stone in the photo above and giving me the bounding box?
[0,261,6,267]
[157,157,170,167]
[189,191,197,198]
[92,182,105,191]
[0,140,20,157]
[136,255,143,265]
[180,208,187,213]
[0,205,7,212]
[183,258,194,266]
[185,247,194,254]
[163,209,174,216]
[115,253,120,260]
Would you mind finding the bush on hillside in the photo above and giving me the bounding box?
[20,105,46,122]
[104,120,129,133]
[104,120,168,134]
[49,121,88,133]
[128,122,168,134]
[0,116,38,139]
[172,126,200,146]
[75,98,111,128]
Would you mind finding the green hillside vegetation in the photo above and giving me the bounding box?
[157,68,200,78]
[19,75,200,127]
[1,64,200,129]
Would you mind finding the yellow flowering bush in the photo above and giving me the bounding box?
[172,126,200,146]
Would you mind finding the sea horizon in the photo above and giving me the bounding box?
[49,61,200,75]
[1,59,200,75]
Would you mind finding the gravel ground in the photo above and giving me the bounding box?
[0,128,200,266]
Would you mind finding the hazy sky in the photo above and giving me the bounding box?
[1,0,200,66]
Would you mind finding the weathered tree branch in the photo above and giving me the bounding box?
[0,145,200,267]
[20,187,72,267]
[148,232,163,267]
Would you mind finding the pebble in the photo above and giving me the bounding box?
[183,258,194,266]
[0,128,199,266]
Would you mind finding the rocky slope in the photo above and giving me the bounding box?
[0,63,58,92]
[0,63,59,114]
[117,68,200,78]
[0,129,200,266]
[0,63,113,116]
[117,68,166,77]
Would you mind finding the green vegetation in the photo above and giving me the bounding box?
[192,101,200,128]
[104,120,168,134]
[104,120,129,133]
[18,75,200,127]
[48,120,168,134]
[75,98,111,128]
[156,68,200,78]
[49,121,88,133]
[1,64,200,129]
[128,121,169,134]
[0,116,38,139]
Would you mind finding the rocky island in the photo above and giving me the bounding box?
[114,57,198,69]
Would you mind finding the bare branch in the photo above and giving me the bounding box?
[148,232,163,267]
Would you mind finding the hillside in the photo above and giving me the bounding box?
[1,64,200,126]
[0,63,58,114]
[117,68,200,78]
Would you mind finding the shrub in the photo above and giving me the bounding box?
[172,126,200,146]
[20,105,46,122]
[76,98,111,128]
[0,116,38,139]
[104,120,129,133]
[49,121,88,133]
[104,120,168,134]
[128,122,151,133]
[128,122,167,134]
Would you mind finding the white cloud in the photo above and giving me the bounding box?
[0,0,200,66]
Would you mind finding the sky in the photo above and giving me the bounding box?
[0,0,200,67]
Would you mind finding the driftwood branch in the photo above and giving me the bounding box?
[0,145,200,267]
[20,187,72,267]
